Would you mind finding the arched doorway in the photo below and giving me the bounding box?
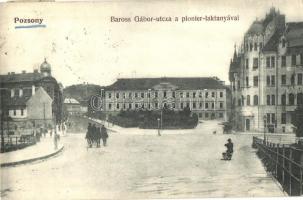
[245,119,250,131]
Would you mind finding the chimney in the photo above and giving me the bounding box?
[34,69,38,73]
[32,85,35,95]
[22,70,26,74]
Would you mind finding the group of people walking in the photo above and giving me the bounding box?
[86,123,108,148]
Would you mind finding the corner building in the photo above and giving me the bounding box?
[229,8,303,133]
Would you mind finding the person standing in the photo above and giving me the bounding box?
[86,123,92,148]
[96,126,101,148]
[101,125,108,147]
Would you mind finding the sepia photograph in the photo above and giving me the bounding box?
[0,0,303,199]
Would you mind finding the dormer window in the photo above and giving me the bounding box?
[282,38,286,48]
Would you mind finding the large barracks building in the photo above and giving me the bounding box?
[229,8,303,133]
[103,77,230,121]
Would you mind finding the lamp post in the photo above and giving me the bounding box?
[263,115,267,143]
[157,118,161,136]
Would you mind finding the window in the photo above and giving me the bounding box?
[253,95,258,105]
[247,95,250,106]
[292,55,296,66]
[129,93,132,98]
[266,57,271,68]
[237,80,240,89]
[186,102,190,108]
[123,93,126,99]
[281,113,286,124]
[21,109,24,116]
[253,76,258,87]
[271,75,275,86]
[220,92,223,98]
[186,92,189,98]
[246,77,249,87]
[172,91,175,98]
[13,110,16,116]
[135,104,138,108]
[135,93,138,98]
[298,74,303,85]
[211,92,215,97]
[108,103,112,110]
[193,102,196,109]
[108,93,112,98]
[272,114,276,124]
[266,113,271,124]
[155,92,158,98]
[180,102,184,109]
[281,94,286,106]
[267,95,271,105]
[141,92,144,98]
[253,58,258,69]
[205,92,209,98]
[246,59,249,69]
[281,56,286,67]
[266,76,271,86]
[271,56,275,68]
[259,42,263,49]
[199,102,202,108]
[301,54,303,65]
[129,103,132,109]
[205,103,209,109]
[155,103,158,108]
[193,92,196,98]
[211,103,214,109]
[116,93,119,99]
[289,93,295,105]
[116,104,120,109]
[282,39,286,48]
[254,42,257,51]
[123,104,126,109]
[163,91,166,98]
[205,113,209,118]
[199,92,202,98]
[297,93,303,105]
[249,43,253,51]
[180,92,183,98]
[148,103,151,109]
[147,92,150,98]
[271,95,275,105]
[220,102,223,108]
[281,75,286,85]
[291,74,295,85]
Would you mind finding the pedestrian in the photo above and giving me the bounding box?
[223,138,234,160]
[96,126,101,148]
[101,125,108,147]
[86,123,92,148]
[92,124,97,147]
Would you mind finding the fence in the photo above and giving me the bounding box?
[252,136,303,196]
[1,134,36,153]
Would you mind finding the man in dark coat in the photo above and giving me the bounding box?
[86,123,92,147]
[101,125,108,146]
[224,138,234,160]
[96,127,101,147]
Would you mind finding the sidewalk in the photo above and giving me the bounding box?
[0,135,64,167]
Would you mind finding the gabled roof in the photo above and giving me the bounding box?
[105,77,227,91]
[246,21,264,35]
[263,30,282,52]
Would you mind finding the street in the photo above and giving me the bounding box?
[1,121,285,199]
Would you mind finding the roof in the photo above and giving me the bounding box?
[105,77,227,91]
[262,30,282,52]
[246,21,264,35]
[64,98,80,104]
[286,22,303,48]
[0,72,44,83]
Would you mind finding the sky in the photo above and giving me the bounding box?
[0,0,303,88]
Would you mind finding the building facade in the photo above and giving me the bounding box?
[0,59,63,134]
[229,8,303,133]
[102,77,230,121]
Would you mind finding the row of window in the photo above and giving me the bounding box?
[107,91,224,99]
[107,102,225,110]
[236,93,303,106]
[198,112,224,118]
[9,109,25,116]
[265,113,287,125]
[238,73,303,89]
[244,54,303,70]
[245,42,263,52]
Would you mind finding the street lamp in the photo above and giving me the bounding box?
[157,118,161,136]
[263,115,267,143]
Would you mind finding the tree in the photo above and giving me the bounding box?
[292,104,303,139]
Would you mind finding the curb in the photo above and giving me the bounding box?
[0,146,64,168]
